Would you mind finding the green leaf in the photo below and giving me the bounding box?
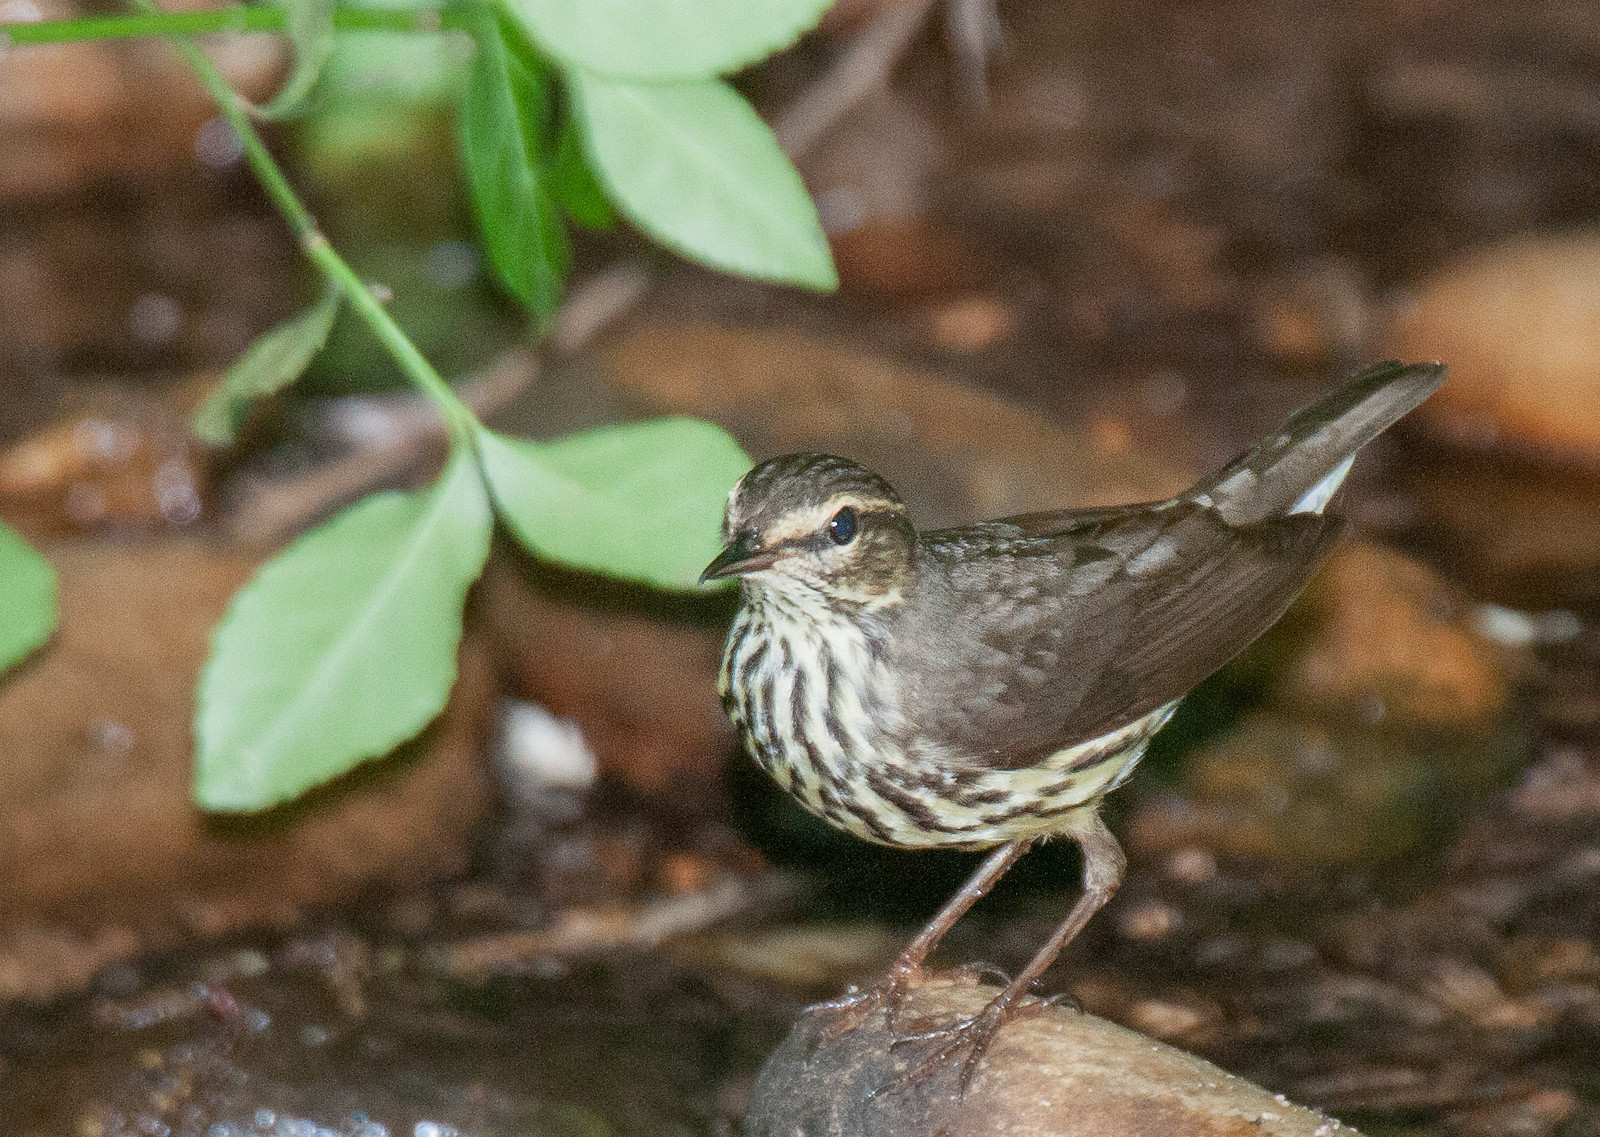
[194,450,492,812]
[193,283,343,446]
[549,103,614,230]
[459,6,569,317]
[570,72,836,290]
[313,0,467,112]
[0,522,57,674]
[509,0,834,80]
[477,418,751,590]
[257,0,338,118]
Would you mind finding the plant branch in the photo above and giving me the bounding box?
[1,4,462,47]
[126,0,478,440]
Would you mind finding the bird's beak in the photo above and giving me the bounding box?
[700,529,776,583]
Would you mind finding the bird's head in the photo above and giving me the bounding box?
[700,453,916,607]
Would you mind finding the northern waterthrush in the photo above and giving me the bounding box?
[703,360,1444,1090]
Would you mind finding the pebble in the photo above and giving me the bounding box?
[928,295,1017,353]
[1387,232,1600,464]
[0,9,281,201]
[1269,543,1517,732]
[1127,711,1455,870]
[0,387,209,536]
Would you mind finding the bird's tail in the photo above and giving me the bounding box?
[1186,360,1445,525]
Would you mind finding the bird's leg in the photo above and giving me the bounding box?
[810,838,1033,1044]
[883,812,1125,1096]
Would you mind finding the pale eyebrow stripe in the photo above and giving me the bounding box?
[766,508,905,555]
[762,496,901,543]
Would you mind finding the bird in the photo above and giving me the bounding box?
[701,360,1445,1092]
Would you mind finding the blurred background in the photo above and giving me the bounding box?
[2,0,1600,1134]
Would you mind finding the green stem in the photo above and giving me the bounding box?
[127,0,479,441]
[2,5,463,47]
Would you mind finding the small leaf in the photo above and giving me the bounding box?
[459,6,569,316]
[315,32,461,111]
[194,450,492,812]
[0,522,57,674]
[570,72,836,290]
[509,0,834,80]
[194,283,343,446]
[257,0,339,119]
[549,103,614,230]
[477,418,751,590]
[312,0,465,107]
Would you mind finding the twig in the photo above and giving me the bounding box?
[315,346,538,448]
[551,261,654,356]
[945,0,1004,110]
[225,347,537,545]
[432,874,788,978]
[773,0,940,160]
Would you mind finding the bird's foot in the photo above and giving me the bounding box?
[878,990,1046,1097]
[807,960,929,1049]
[1039,987,1082,1013]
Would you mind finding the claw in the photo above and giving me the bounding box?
[807,962,928,1050]
[876,991,1056,1098]
[877,1003,1006,1097]
[1040,989,1082,1012]
[948,960,1011,987]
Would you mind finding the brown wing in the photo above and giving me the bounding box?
[903,502,1342,769]
[897,360,1440,769]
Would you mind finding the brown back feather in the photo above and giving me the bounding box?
[904,503,1342,770]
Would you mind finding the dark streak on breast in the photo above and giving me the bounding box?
[866,768,961,834]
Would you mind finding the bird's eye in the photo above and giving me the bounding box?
[827,506,858,546]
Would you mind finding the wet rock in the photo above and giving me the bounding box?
[25,982,610,1137]
[0,193,293,400]
[1395,442,1600,609]
[743,976,1359,1137]
[0,381,210,536]
[4,923,775,1135]
[596,319,1192,522]
[1268,543,1517,733]
[1127,711,1475,871]
[1379,235,1600,605]
[1387,233,1600,464]
[0,0,283,201]
[0,541,496,1001]
[1132,716,1433,869]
